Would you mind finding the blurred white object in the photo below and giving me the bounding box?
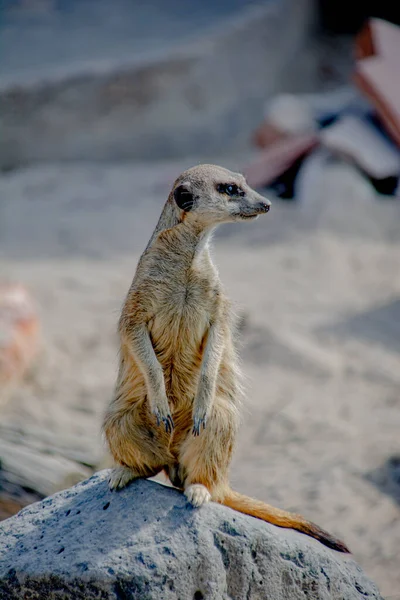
[298,86,370,121]
[295,148,329,205]
[265,94,317,135]
[320,114,400,179]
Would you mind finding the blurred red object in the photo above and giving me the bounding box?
[354,18,400,147]
[0,284,39,389]
[245,133,319,189]
[354,20,376,60]
[253,122,287,149]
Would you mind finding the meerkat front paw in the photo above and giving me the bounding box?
[192,405,209,436]
[153,407,174,434]
[185,484,211,507]
[150,396,174,433]
[109,466,137,490]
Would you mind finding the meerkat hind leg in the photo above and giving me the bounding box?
[185,483,212,507]
[180,396,237,507]
[165,462,186,489]
[108,466,141,490]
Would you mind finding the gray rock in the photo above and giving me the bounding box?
[0,470,382,600]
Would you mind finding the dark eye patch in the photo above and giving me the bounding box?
[217,183,244,197]
[174,185,195,211]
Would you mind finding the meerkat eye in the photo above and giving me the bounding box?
[217,183,244,197]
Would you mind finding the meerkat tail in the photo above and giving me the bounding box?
[218,489,350,553]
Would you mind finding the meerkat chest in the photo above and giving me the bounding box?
[148,269,218,354]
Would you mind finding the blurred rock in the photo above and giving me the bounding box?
[0,437,91,498]
[0,284,40,403]
[0,471,384,600]
[0,470,43,521]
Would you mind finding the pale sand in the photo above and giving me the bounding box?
[1,159,399,595]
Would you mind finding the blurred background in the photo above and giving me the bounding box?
[0,0,399,596]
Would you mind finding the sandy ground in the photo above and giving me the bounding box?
[1,158,400,596]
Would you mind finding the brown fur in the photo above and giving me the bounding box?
[103,164,349,553]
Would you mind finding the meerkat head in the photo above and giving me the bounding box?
[171,164,270,228]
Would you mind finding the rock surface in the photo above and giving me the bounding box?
[0,471,382,600]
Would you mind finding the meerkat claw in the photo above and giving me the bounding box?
[192,415,207,436]
[163,415,174,433]
[153,409,174,433]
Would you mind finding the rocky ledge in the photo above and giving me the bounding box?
[0,470,382,599]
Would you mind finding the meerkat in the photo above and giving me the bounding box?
[103,164,349,553]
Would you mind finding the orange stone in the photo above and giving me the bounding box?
[0,284,40,387]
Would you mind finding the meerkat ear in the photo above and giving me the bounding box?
[174,185,195,212]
